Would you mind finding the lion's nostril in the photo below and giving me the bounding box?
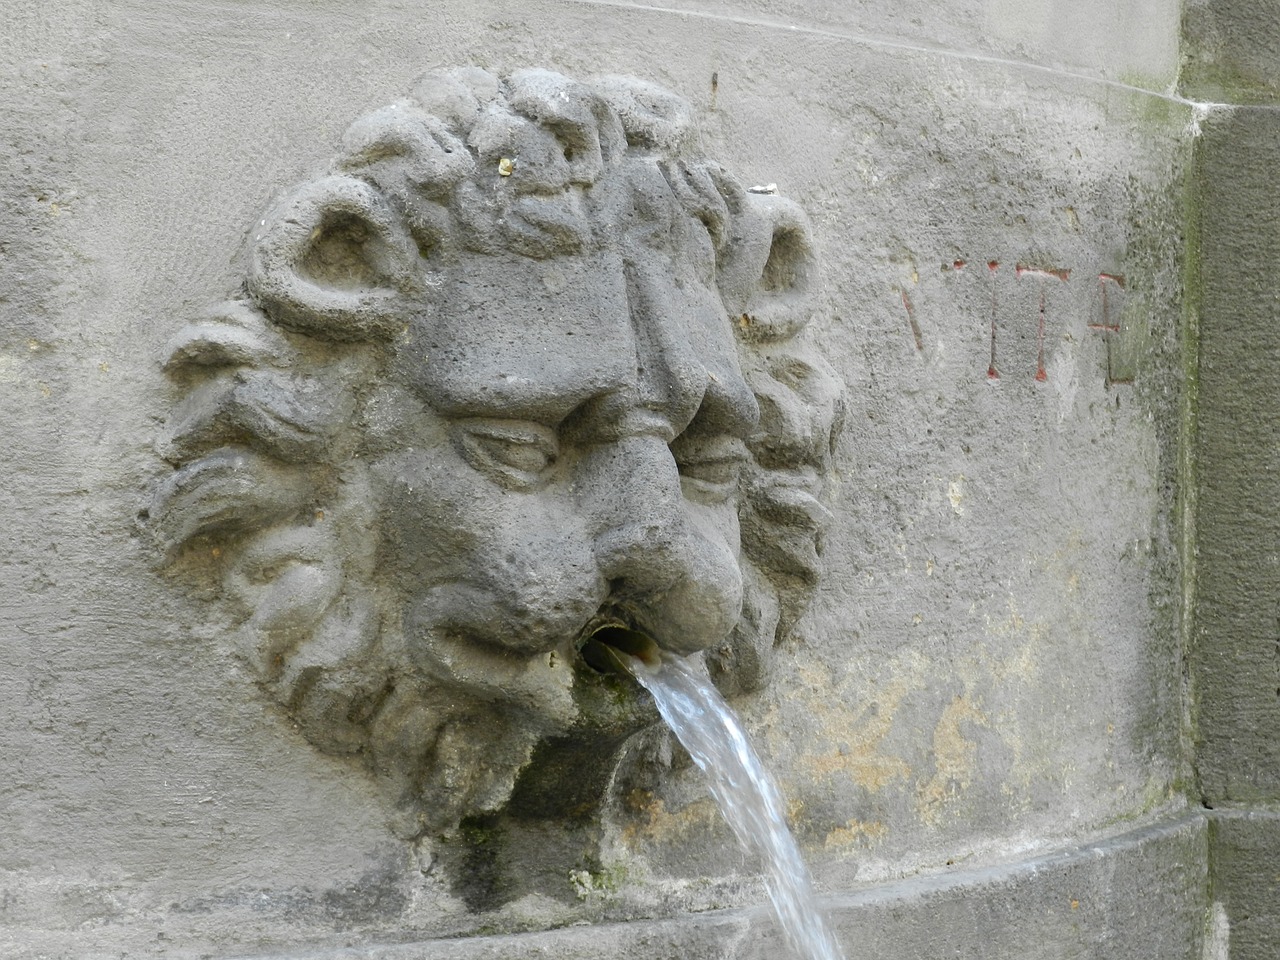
[578,624,661,675]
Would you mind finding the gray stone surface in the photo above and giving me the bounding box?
[0,0,1227,957]
[1184,87,1280,960]
[212,814,1206,959]
[600,0,1183,92]
[1207,810,1280,960]
[1181,0,1280,103]
[1190,105,1280,805]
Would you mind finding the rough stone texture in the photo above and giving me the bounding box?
[1181,0,1280,103]
[612,0,1183,91]
[0,816,1203,958]
[0,1,1212,958]
[1207,810,1280,960]
[213,815,1206,959]
[1190,106,1280,805]
[1185,100,1280,960]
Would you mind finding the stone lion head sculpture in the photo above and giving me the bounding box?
[153,68,843,847]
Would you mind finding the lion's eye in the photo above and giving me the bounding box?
[451,419,559,491]
[672,435,749,505]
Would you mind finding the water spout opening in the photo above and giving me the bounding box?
[578,624,660,675]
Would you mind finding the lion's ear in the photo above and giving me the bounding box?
[247,175,422,342]
[732,194,819,343]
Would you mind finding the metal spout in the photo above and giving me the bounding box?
[578,624,661,675]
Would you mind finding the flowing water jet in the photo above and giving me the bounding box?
[587,627,845,960]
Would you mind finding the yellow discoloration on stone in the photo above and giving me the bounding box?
[917,694,987,824]
[823,818,887,850]
[786,795,805,823]
[973,596,1050,800]
[983,594,1027,638]
[619,789,720,847]
[972,528,1123,803]
[0,357,49,396]
[781,652,922,793]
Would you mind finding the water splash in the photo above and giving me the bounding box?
[625,651,846,960]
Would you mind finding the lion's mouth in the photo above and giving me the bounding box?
[550,614,664,737]
[577,621,661,676]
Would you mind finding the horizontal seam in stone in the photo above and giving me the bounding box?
[563,0,1252,111]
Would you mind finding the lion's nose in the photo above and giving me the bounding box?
[579,434,742,656]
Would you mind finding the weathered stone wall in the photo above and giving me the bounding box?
[1182,4,1280,956]
[0,0,1256,957]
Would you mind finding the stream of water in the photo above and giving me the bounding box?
[624,651,847,960]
